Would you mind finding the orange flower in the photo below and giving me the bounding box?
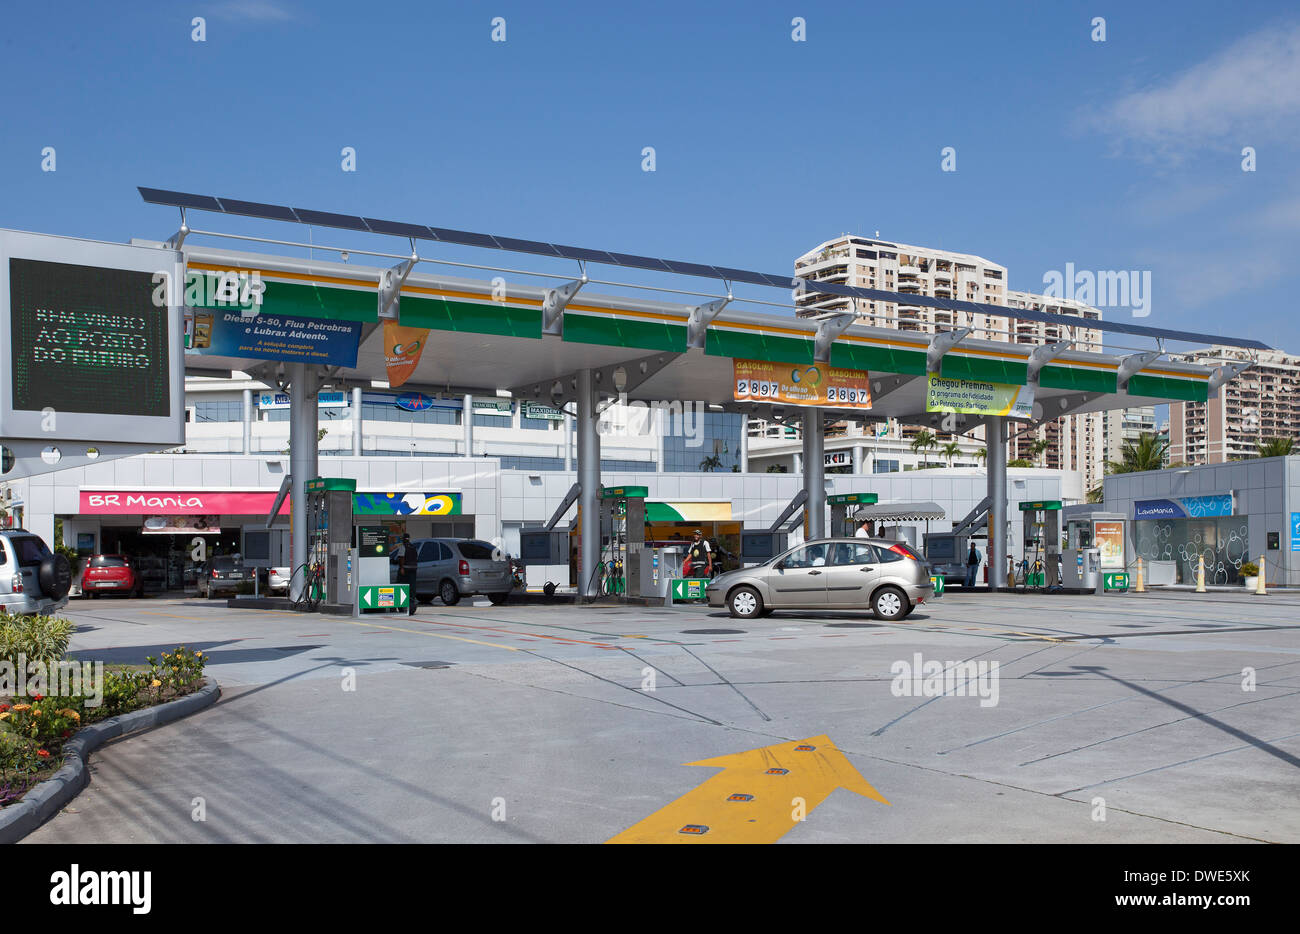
[37,749,50,758]
[12,704,31,712]
[32,709,41,717]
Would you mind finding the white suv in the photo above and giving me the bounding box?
[0,530,72,616]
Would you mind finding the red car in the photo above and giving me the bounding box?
[80,554,144,598]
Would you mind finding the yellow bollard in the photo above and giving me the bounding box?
[1135,557,1145,593]
[1195,555,1206,593]
[1256,554,1267,596]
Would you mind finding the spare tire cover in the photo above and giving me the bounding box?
[38,554,72,600]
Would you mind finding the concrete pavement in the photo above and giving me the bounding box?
[22,589,1300,843]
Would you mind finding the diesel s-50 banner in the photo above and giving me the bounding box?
[925,372,1034,419]
[733,359,872,408]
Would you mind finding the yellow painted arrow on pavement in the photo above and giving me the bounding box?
[606,734,888,844]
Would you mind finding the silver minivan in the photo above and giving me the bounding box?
[390,538,512,606]
[0,530,71,615]
[706,538,934,621]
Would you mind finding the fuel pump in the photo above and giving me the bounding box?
[598,485,648,599]
[828,493,879,537]
[304,477,357,607]
[1017,500,1062,589]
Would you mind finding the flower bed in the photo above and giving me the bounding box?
[1,611,208,808]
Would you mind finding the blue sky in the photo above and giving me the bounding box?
[2,0,1298,352]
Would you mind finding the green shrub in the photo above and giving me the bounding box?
[98,670,150,717]
[0,729,49,782]
[0,614,75,666]
[1240,561,1259,578]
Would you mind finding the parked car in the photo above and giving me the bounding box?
[80,554,144,598]
[197,556,255,598]
[134,555,169,593]
[389,538,512,605]
[706,538,934,621]
[267,567,291,595]
[0,530,71,615]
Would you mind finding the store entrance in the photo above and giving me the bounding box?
[96,525,233,593]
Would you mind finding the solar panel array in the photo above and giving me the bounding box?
[138,187,1269,351]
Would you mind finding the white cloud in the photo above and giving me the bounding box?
[1100,23,1300,149]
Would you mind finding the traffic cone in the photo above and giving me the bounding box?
[1256,554,1267,596]
[1195,555,1206,593]
[1135,557,1145,593]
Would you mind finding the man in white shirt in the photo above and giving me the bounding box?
[855,519,873,539]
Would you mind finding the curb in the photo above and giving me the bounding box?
[0,679,221,844]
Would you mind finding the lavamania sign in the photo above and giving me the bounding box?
[1133,493,1234,521]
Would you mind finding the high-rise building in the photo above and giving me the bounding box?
[774,235,1106,488]
[1103,406,1159,464]
[1169,346,1300,464]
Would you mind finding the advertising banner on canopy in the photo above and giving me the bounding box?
[383,322,430,388]
[733,359,871,408]
[187,309,362,367]
[925,373,1034,419]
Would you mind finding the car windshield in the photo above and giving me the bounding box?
[457,541,499,560]
[213,557,241,570]
[90,555,129,568]
[927,539,955,560]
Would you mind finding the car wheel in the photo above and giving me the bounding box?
[873,586,910,621]
[728,586,763,620]
[487,592,509,605]
[439,579,461,606]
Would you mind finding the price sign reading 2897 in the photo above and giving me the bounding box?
[0,229,185,451]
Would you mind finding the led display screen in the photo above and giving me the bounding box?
[9,258,170,417]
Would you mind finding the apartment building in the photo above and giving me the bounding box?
[1169,346,1300,464]
[771,235,1105,488]
[1103,406,1159,464]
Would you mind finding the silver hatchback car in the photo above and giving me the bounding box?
[390,538,513,606]
[706,538,934,621]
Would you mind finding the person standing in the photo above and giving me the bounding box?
[855,519,874,539]
[683,530,713,578]
[399,533,419,615]
[965,540,981,588]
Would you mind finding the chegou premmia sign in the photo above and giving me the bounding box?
[733,359,871,407]
[925,373,1034,418]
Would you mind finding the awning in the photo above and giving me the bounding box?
[646,501,732,522]
[851,502,946,521]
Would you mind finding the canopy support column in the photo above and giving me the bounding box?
[987,415,1007,592]
[802,409,825,540]
[289,363,320,601]
[576,368,601,598]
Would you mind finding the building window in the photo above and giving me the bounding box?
[193,401,243,422]
[874,459,900,473]
[472,413,512,428]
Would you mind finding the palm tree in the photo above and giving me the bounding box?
[1105,432,1169,475]
[941,441,961,466]
[973,447,987,465]
[1256,437,1295,458]
[1029,438,1050,468]
[910,429,938,467]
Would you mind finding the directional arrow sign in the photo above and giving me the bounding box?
[397,586,409,607]
[606,735,888,844]
[361,588,374,608]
